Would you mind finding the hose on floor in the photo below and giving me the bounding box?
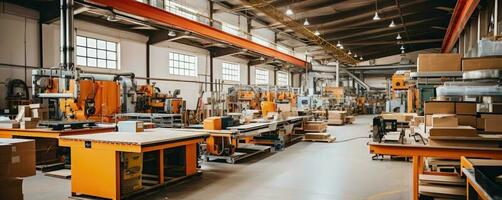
[333,136,368,143]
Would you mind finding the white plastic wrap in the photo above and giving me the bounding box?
[436,85,502,96]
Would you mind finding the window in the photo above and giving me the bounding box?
[222,23,242,37]
[277,71,289,86]
[255,68,269,85]
[164,0,197,21]
[252,36,271,47]
[169,52,197,76]
[222,62,240,81]
[76,35,118,69]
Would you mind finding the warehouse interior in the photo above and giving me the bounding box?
[0,0,501,200]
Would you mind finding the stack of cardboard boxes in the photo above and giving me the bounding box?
[0,104,48,129]
[120,152,143,195]
[327,111,346,125]
[0,138,36,200]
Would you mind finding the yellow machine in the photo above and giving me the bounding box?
[203,117,238,156]
[261,101,276,117]
[49,78,120,122]
[391,71,410,91]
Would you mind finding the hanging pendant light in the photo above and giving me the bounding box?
[340,45,344,49]
[401,49,405,54]
[336,41,342,47]
[303,18,310,26]
[373,0,380,20]
[389,20,396,27]
[285,7,294,15]
[354,54,358,58]
[396,33,402,40]
[168,30,176,37]
[314,30,320,36]
[348,50,352,55]
[360,56,363,60]
[400,45,405,50]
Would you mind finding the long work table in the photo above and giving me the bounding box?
[59,128,208,200]
[369,142,502,200]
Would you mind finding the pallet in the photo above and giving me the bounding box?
[303,127,327,133]
[303,136,336,143]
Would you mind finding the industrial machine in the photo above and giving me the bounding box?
[32,69,131,122]
[371,116,398,143]
[4,79,30,116]
[391,70,410,91]
[135,84,184,114]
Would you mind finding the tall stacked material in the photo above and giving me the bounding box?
[327,111,346,125]
[0,138,36,200]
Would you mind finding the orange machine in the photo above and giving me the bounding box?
[261,101,276,117]
[53,78,120,122]
[203,117,238,156]
[391,71,410,91]
[136,84,183,114]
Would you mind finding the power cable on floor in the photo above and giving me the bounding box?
[333,136,368,143]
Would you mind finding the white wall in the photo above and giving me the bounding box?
[0,2,300,111]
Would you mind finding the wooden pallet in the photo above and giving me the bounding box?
[303,136,336,143]
[303,127,327,133]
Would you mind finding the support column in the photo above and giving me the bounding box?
[146,44,150,84]
[335,61,340,87]
[247,62,251,85]
[210,51,214,92]
[274,69,277,86]
[495,0,499,36]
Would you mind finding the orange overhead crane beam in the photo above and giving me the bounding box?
[87,0,308,68]
[441,0,480,53]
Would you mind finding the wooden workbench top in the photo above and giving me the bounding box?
[0,126,115,133]
[60,128,208,146]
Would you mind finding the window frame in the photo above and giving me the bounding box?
[168,52,198,77]
[277,71,289,86]
[76,35,119,70]
[255,68,269,85]
[222,62,240,82]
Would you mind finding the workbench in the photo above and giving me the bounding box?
[461,157,502,200]
[369,143,502,200]
[0,126,116,166]
[59,128,208,200]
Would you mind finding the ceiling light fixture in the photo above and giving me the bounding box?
[314,30,320,36]
[354,54,358,58]
[168,30,176,37]
[340,45,344,49]
[348,50,352,55]
[400,45,405,50]
[401,49,405,54]
[373,0,380,20]
[396,33,402,40]
[389,20,396,27]
[259,56,265,61]
[285,7,294,16]
[303,18,310,26]
[336,41,342,47]
[360,56,363,60]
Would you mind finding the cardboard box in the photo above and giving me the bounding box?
[280,111,298,120]
[455,102,477,115]
[485,118,502,132]
[304,121,327,132]
[327,119,344,125]
[429,126,477,137]
[0,138,36,177]
[121,152,143,180]
[417,53,461,72]
[424,102,455,115]
[457,115,477,128]
[462,56,502,71]
[277,103,291,112]
[328,111,346,119]
[432,114,458,127]
[478,114,502,130]
[20,121,38,129]
[203,117,222,130]
[117,121,144,133]
[425,115,433,126]
[121,175,142,195]
[0,144,12,178]
[381,113,416,122]
[0,177,23,200]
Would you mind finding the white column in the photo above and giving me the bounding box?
[335,61,340,87]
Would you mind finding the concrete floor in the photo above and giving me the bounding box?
[23,115,412,200]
